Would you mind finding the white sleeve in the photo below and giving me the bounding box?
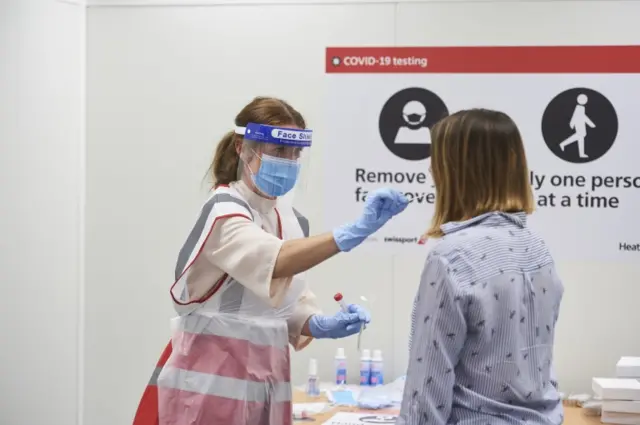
[202,215,323,350]
[202,216,289,304]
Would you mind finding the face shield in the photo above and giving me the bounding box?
[234,123,312,199]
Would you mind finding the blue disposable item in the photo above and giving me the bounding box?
[357,386,394,410]
[308,304,370,339]
[389,376,406,403]
[250,154,300,197]
[329,390,358,406]
[333,188,409,252]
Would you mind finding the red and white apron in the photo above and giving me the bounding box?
[132,185,310,425]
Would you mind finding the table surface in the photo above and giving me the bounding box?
[293,391,601,424]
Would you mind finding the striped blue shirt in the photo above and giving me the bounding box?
[398,212,564,425]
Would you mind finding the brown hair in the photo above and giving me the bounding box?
[425,108,534,238]
[208,97,307,185]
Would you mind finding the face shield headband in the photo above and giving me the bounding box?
[234,123,313,197]
[234,123,313,147]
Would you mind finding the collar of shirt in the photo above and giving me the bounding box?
[231,180,277,215]
[440,211,528,235]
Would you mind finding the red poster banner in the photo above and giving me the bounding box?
[326,46,640,74]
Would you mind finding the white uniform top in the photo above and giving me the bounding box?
[177,180,321,351]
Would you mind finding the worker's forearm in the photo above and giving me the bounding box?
[301,316,314,337]
[272,233,340,279]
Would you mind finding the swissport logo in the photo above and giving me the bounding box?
[384,236,428,245]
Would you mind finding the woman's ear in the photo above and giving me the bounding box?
[235,139,242,155]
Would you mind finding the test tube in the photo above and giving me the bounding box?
[334,293,365,351]
[334,293,349,312]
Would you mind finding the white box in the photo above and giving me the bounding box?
[604,400,640,414]
[618,357,640,378]
[602,411,640,425]
[593,378,640,401]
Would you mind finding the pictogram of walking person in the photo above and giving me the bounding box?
[559,93,596,158]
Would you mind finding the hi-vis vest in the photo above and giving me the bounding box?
[132,184,310,425]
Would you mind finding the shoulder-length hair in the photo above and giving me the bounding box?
[426,108,534,238]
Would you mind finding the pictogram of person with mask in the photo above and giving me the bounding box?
[394,100,431,145]
[379,87,449,161]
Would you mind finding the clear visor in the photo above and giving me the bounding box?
[235,123,311,202]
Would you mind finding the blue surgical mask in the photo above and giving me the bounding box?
[251,154,300,197]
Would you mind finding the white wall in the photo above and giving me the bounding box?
[0,1,85,425]
[83,2,640,425]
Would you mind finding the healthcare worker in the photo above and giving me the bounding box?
[132,96,408,425]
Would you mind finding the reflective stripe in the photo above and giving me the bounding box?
[149,366,162,386]
[178,312,289,349]
[158,389,292,425]
[142,346,291,422]
[218,277,244,313]
[175,193,254,280]
[292,207,309,238]
[158,366,292,403]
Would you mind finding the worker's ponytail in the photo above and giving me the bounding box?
[210,130,239,186]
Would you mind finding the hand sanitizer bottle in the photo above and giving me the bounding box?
[370,349,384,386]
[359,349,371,386]
[306,358,320,397]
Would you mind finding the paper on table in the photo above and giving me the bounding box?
[293,402,329,419]
[321,412,398,425]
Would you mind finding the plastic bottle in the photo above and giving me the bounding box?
[335,347,347,385]
[370,349,384,386]
[306,358,320,397]
[359,349,372,386]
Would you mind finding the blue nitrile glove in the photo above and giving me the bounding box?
[333,188,409,252]
[308,304,371,339]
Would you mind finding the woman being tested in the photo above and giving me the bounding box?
[398,109,564,425]
[133,97,408,425]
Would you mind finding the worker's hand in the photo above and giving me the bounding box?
[333,188,409,252]
[308,304,371,339]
